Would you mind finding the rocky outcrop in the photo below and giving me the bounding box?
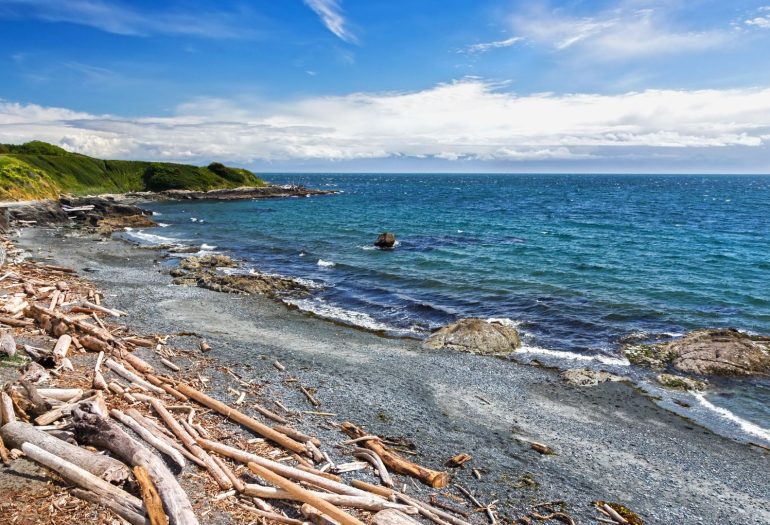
[560,368,626,387]
[624,328,770,377]
[423,318,521,355]
[656,373,707,391]
[158,185,335,201]
[96,214,156,235]
[5,196,151,231]
[171,254,309,298]
[374,232,396,249]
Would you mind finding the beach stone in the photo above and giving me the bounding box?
[423,318,521,354]
[624,328,770,377]
[560,368,626,387]
[656,373,707,391]
[374,232,396,248]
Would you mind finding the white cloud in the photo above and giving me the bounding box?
[746,5,770,29]
[512,5,729,59]
[2,80,770,168]
[303,0,356,43]
[464,36,523,54]
[0,0,255,38]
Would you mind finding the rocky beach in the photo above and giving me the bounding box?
[0,201,768,524]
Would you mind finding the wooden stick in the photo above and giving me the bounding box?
[274,424,321,446]
[235,503,305,525]
[125,408,206,468]
[212,454,246,492]
[104,359,164,394]
[354,448,393,487]
[133,466,168,525]
[253,402,288,424]
[174,382,306,455]
[247,462,366,525]
[1,391,17,425]
[341,423,449,488]
[351,479,395,499]
[148,397,233,490]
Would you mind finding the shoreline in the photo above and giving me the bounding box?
[10,225,770,524]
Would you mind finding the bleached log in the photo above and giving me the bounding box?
[22,442,144,523]
[81,300,127,318]
[70,489,150,525]
[52,334,72,363]
[1,391,17,425]
[37,388,84,401]
[104,359,164,394]
[110,408,185,468]
[148,397,232,490]
[372,509,423,525]
[125,408,205,468]
[244,484,419,513]
[72,404,199,525]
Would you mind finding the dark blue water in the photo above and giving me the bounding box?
[132,174,770,439]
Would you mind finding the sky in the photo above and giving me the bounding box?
[1,0,770,173]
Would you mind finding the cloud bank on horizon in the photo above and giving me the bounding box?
[1,0,770,172]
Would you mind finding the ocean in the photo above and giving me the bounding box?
[126,173,770,443]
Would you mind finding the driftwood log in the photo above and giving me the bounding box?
[1,421,130,482]
[341,422,449,488]
[243,483,418,513]
[22,442,147,525]
[134,465,169,525]
[72,403,199,525]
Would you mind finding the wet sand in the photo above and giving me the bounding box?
[15,226,770,524]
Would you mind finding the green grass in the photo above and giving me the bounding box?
[0,141,266,200]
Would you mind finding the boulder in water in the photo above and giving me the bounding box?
[374,232,396,249]
[423,318,521,355]
[656,373,707,391]
[624,328,770,377]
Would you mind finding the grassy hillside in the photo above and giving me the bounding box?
[0,141,266,201]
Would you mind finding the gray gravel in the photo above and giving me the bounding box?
[16,227,770,525]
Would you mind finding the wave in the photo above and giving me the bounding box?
[516,344,630,366]
[284,297,416,334]
[157,222,170,228]
[200,244,217,251]
[693,393,770,443]
[122,230,182,246]
[317,259,336,267]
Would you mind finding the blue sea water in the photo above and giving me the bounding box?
[134,174,770,440]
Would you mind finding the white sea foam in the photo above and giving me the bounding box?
[486,317,522,328]
[152,211,162,216]
[200,244,217,250]
[123,230,180,245]
[517,345,630,366]
[299,252,306,257]
[359,245,376,251]
[693,393,770,443]
[157,222,170,228]
[317,259,336,267]
[248,268,325,290]
[284,297,396,332]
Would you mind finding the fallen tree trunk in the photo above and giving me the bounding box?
[243,483,418,513]
[110,408,186,468]
[1,421,129,482]
[22,442,146,525]
[341,422,449,488]
[174,382,306,455]
[72,403,200,525]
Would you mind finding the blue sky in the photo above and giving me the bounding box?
[1,0,770,172]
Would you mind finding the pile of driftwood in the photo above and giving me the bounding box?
[0,236,552,525]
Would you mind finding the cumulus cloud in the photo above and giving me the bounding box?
[746,6,770,29]
[511,5,730,59]
[2,80,770,168]
[303,0,356,43]
[0,0,256,38]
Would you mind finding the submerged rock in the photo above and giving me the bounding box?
[560,368,626,387]
[374,232,396,249]
[423,318,521,355]
[624,328,770,377]
[656,373,707,391]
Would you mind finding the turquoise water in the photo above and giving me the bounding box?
[135,174,770,437]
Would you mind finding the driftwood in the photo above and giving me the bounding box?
[37,388,84,401]
[134,465,169,525]
[125,408,206,468]
[1,420,130,482]
[248,461,366,525]
[199,439,374,499]
[373,509,423,525]
[70,488,150,525]
[351,479,395,498]
[22,442,147,525]
[243,483,418,513]
[110,408,186,468]
[93,351,108,390]
[104,359,164,394]
[148,397,233,490]
[174,382,306,455]
[72,403,200,525]
[341,422,449,488]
